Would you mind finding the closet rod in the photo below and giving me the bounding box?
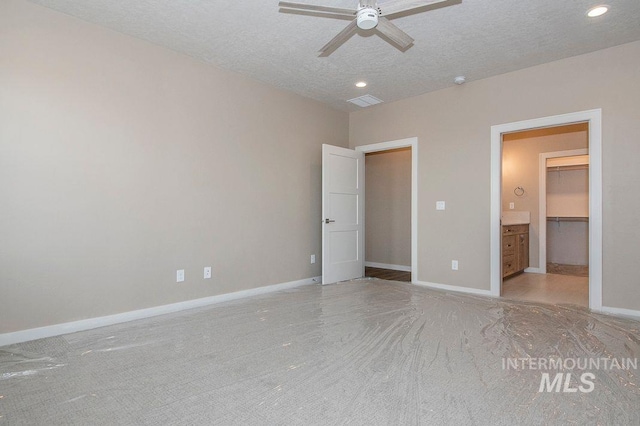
[546,216,589,222]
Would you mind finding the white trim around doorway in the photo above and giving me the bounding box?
[490,109,602,311]
[355,137,418,283]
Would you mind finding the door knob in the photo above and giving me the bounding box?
[324,218,336,224]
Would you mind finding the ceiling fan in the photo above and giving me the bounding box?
[278,0,448,56]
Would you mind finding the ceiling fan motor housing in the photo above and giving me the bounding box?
[357,7,379,30]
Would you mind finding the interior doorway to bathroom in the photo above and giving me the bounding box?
[500,123,590,306]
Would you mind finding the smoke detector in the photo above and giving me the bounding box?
[454,76,466,85]
[357,7,379,30]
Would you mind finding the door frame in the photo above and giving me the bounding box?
[355,137,418,282]
[538,148,589,274]
[490,109,602,311]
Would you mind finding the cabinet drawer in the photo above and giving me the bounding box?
[503,224,529,236]
[503,235,517,254]
[503,254,517,276]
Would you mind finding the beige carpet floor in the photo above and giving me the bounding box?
[546,263,589,277]
[1,279,639,424]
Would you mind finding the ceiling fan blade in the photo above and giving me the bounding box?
[319,20,358,56]
[279,1,356,16]
[376,17,414,49]
[379,0,448,17]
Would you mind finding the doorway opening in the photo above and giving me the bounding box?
[501,124,589,306]
[363,147,412,282]
[490,109,602,311]
[355,138,418,283]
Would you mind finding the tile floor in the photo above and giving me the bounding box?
[502,272,589,307]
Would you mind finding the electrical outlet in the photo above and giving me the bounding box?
[310,254,316,264]
[436,201,446,210]
[509,202,515,210]
[176,269,185,282]
[452,260,459,271]
[204,266,212,279]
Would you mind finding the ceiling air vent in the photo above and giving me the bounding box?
[347,94,383,108]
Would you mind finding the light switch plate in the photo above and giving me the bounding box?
[436,201,446,210]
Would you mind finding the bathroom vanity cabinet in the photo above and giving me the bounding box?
[502,224,529,278]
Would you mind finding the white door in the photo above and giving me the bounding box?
[322,144,365,284]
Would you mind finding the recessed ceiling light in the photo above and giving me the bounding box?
[587,5,609,17]
[355,81,367,88]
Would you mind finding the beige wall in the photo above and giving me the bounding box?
[365,149,411,268]
[502,125,588,268]
[0,0,348,333]
[546,167,589,218]
[350,40,640,311]
[547,221,589,265]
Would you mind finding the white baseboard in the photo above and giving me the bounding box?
[524,267,543,274]
[597,305,640,320]
[0,276,320,347]
[365,262,411,272]
[413,280,494,297]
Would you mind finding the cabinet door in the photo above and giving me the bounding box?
[518,232,529,271]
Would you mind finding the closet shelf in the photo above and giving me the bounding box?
[546,216,589,222]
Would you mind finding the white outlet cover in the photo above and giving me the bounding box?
[176,269,185,282]
[436,201,446,210]
[204,267,212,279]
[509,202,515,209]
[451,260,459,270]
[310,255,316,264]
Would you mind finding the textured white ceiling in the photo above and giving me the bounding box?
[27,0,640,111]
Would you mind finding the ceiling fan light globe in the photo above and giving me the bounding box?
[356,8,379,30]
